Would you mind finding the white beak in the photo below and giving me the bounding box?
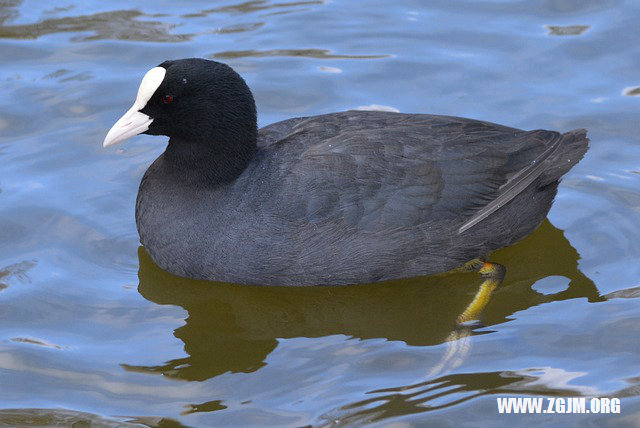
[103,105,152,147]
[103,66,167,147]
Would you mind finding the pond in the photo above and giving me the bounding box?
[1,0,639,426]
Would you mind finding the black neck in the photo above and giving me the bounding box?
[163,137,257,185]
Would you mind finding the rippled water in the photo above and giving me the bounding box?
[1,0,639,426]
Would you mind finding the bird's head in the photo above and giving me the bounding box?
[103,58,257,148]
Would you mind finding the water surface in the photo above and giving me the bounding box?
[1,0,640,426]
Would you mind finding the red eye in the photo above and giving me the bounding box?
[162,94,174,104]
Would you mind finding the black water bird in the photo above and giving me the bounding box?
[104,58,588,288]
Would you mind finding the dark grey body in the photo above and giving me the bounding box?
[136,111,587,285]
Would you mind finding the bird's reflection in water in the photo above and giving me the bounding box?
[126,220,600,387]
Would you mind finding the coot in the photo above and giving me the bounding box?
[104,58,588,286]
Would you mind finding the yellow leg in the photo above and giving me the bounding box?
[456,260,506,325]
[429,260,506,376]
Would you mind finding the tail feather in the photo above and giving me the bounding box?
[540,128,589,185]
[458,128,589,234]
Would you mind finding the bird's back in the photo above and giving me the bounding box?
[251,111,585,230]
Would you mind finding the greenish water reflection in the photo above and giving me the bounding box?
[130,220,599,383]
